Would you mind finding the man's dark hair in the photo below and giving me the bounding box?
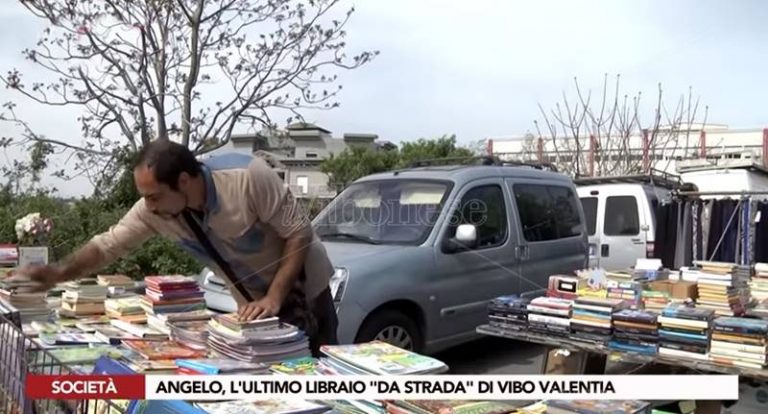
[134,140,202,190]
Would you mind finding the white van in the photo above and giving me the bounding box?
[574,175,678,270]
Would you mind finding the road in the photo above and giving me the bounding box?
[435,337,547,374]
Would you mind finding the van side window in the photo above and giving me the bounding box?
[580,197,598,236]
[514,184,582,242]
[604,196,640,236]
[447,185,507,249]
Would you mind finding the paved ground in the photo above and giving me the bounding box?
[435,337,547,374]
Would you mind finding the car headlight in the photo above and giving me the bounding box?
[329,268,348,302]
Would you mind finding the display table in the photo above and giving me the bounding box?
[477,324,768,381]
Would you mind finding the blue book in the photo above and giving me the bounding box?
[130,400,207,414]
[91,357,140,413]
[175,358,267,374]
[608,340,658,355]
[658,329,709,344]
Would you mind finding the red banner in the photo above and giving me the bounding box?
[26,375,145,400]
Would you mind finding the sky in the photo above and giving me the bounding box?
[1,0,767,197]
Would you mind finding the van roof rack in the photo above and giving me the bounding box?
[573,169,681,188]
[407,156,558,172]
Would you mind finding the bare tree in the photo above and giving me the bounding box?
[1,0,377,182]
[530,74,708,177]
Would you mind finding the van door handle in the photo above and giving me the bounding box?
[631,238,643,244]
[601,244,609,257]
[516,245,529,260]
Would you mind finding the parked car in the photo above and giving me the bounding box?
[203,159,589,353]
[574,173,679,270]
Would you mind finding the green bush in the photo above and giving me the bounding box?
[0,192,200,279]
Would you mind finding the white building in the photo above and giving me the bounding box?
[488,124,768,176]
[204,123,385,198]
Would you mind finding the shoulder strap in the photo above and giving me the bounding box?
[181,210,254,302]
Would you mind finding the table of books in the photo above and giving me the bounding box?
[479,283,768,384]
[477,323,768,381]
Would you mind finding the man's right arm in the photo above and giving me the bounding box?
[26,200,156,287]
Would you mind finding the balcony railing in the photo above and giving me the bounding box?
[289,184,337,198]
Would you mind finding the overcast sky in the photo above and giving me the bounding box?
[1,0,767,197]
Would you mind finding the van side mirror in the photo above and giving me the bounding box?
[442,224,478,253]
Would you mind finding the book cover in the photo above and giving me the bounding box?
[397,400,517,414]
[271,357,320,375]
[122,340,205,360]
[175,358,268,374]
[195,400,328,414]
[546,399,649,414]
[320,341,448,375]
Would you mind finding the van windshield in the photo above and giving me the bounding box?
[314,180,450,245]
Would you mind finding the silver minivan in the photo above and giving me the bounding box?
[203,161,588,353]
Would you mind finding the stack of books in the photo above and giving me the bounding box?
[122,339,205,361]
[694,261,748,316]
[319,341,449,375]
[641,290,670,312]
[385,400,517,414]
[609,309,659,355]
[97,274,135,297]
[207,314,311,364]
[709,317,768,369]
[175,358,269,375]
[105,297,145,323]
[487,295,529,332]
[141,275,206,327]
[60,279,107,318]
[146,309,214,335]
[657,306,714,361]
[0,287,52,323]
[606,280,643,308]
[526,297,572,337]
[168,320,209,350]
[109,317,168,341]
[750,263,768,302]
[570,297,627,345]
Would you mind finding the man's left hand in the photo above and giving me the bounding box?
[238,294,282,321]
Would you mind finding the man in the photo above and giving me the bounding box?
[19,139,338,354]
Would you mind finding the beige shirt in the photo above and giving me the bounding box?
[89,153,333,305]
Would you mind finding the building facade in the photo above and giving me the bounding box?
[488,124,768,176]
[204,123,380,198]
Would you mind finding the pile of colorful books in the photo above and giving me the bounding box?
[609,309,659,355]
[526,296,572,337]
[141,275,206,332]
[318,341,448,375]
[207,314,311,363]
[97,274,135,298]
[657,306,714,361]
[694,261,748,316]
[487,295,529,332]
[570,297,626,345]
[175,358,270,375]
[641,290,670,312]
[105,296,145,323]
[750,263,768,302]
[59,279,107,318]
[709,316,768,369]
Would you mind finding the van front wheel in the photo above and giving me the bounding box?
[355,310,422,352]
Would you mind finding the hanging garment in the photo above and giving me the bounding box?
[654,202,679,268]
[711,200,739,263]
[692,201,699,263]
[755,202,768,263]
[701,200,712,258]
[674,201,693,269]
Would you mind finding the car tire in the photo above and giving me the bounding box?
[355,309,423,353]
